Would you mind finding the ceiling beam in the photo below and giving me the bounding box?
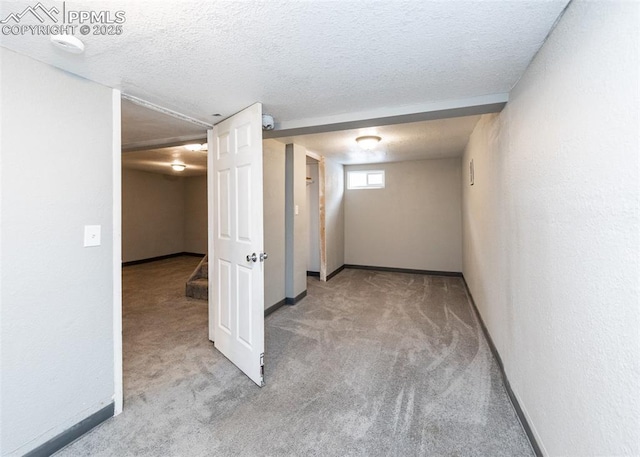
[264,93,508,139]
[121,134,208,153]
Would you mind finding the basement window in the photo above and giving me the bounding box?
[347,170,385,189]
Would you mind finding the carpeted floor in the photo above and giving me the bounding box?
[56,256,534,456]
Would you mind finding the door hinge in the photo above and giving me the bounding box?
[260,353,265,387]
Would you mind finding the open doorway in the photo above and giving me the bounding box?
[120,99,282,397]
[306,156,321,277]
[119,96,211,408]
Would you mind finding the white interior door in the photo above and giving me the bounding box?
[208,103,265,387]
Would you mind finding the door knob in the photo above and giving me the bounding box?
[260,252,268,262]
[246,253,257,262]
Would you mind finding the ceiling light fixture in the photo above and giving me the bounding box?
[50,35,85,54]
[356,135,381,150]
[184,143,206,152]
[171,162,187,172]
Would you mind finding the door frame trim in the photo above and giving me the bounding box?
[305,151,328,281]
[112,90,123,415]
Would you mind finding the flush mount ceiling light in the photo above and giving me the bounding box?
[50,35,85,54]
[184,143,207,152]
[170,162,187,172]
[356,135,381,150]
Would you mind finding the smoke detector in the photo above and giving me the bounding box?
[50,35,85,54]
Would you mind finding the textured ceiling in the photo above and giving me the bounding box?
[276,115,482,165]
[0,0,569,128]
[121,99,206,150]
[2,0,568,173]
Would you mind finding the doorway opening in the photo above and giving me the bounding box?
[306,156,321,277]
[118,96,211,409]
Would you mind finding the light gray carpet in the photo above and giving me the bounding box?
[56,256,533,456]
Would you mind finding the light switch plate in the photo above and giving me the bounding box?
[84,225,101,247]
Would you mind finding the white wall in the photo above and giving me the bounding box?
[263,140,286,309]
[324,158,345,277]
[306,162,320,272]
[0,49,117,456]
[122,169,185,262]
[121,170,207,262]
[345,159,462,272]
[184,175,207,254]
[462,2,640,455]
